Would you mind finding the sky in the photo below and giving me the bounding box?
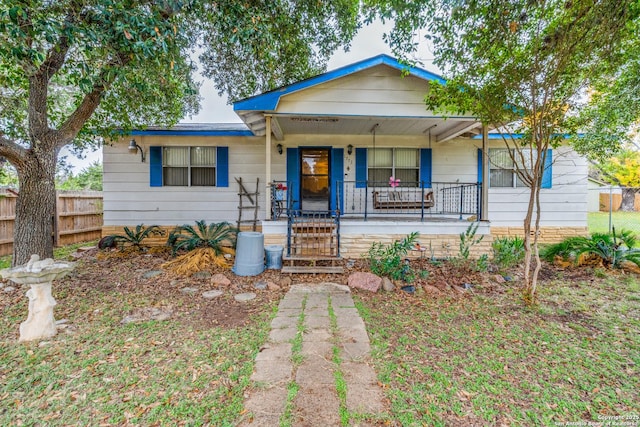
[62,20,436,172]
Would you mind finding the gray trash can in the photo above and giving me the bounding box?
[265,245,284,270]
[233,232,265,276]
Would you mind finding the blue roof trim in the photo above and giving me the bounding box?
[130,130,254,136]
[472,133,524,139]
[233,54,447,112]
[472,133,579,140]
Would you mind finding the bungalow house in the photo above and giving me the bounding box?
[102,54,588,259]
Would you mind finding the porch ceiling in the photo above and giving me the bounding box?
[239,112,484,142]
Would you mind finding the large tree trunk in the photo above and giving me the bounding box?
[13,154,57,266]
[619,187,638,212]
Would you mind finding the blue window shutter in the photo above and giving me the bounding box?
[330,148,344,212]
[286,148,300,210]
[355,148,367,188]
[541,149,552,189]
[420,148,432,188]
[149,146,162,187]
[216,146,229,187]
[477,148,483,184]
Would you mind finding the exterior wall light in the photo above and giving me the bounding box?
[347,144,353,155]
[277,143,283,155]
[128,139,146,163]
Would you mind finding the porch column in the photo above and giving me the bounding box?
[265,114,272,220]
[481,124,489,221]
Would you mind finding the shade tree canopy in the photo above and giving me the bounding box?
[0,0,360,265]
[364,0,638,302]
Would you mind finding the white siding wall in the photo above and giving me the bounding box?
[103,135,279,226]
[103,135,587,228]
[484,144,587,227]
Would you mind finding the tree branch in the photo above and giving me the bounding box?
[0,133,28,168]
[27,12,76,143]
[57,52,132,145]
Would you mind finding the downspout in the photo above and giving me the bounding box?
[481,124,489,221]
[265,114,272,220]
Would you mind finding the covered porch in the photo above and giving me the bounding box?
[233,54,494,258]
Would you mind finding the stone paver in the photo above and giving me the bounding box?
[240,282,387,427]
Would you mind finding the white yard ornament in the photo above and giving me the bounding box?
[1,255,75,342]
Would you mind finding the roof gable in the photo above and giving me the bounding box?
[233,54,446,112]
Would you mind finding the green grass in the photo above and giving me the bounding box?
[588,211,640,236]
[356,274,640,426]
[0,251,274,426]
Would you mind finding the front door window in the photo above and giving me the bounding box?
[300,148,330,211]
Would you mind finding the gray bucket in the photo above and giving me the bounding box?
[233,232,265,276]
[265,245,284,270]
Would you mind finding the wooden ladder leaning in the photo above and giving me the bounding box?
[236,177,259,231]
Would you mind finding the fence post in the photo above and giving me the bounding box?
[609,186,613,233]
[53,191,60,247]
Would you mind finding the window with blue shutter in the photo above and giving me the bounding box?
[420,148,432,188]
[148,146,228,187]
[486,148,552,188]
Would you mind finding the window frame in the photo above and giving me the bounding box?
[367,147,420,186]
[162,146,217,187]
[488,147,541,189]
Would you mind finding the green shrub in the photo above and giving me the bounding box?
[492,236,525,269]
[459,223,484,260]
[98,224,165,250]
[365,232,419,282]
[168,220,238,255]
[541,228,640,268]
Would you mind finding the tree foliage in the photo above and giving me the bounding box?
[0,0,360,265]
[57,161,103,191]
[365,0,637,302]
[573,22,640,161]
[198,0,360,102]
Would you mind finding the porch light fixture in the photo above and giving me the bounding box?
[347,144,353,155]
[128,139,146,163]
[276,143,283,155]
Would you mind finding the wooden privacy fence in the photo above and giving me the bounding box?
[0,189,103,257]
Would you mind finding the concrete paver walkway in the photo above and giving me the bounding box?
[240,282,386,426]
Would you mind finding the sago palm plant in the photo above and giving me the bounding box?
[168,220,238,255]
[98,224,165,250]
[541,228,640,268]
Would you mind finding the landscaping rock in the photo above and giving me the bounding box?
[382,277,395,292]
[267,281,281,291]
[254,281,268,290]
[621,260,640,274]
[143,270,163,279]
[180,287,199,295]
[193,271,212,279]
[347,272,382,293]
[422,284,442,294]
[202,290,224,299]
[3,286,16,293]
[121,307,172,324]
[234,292,256,302]
[279,276,292,287]
[211,273,231,286]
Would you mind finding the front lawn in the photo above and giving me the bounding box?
[0,250,276,426]
[588,211,640,236]
[356,269,640,426]
[1,246,638,426]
